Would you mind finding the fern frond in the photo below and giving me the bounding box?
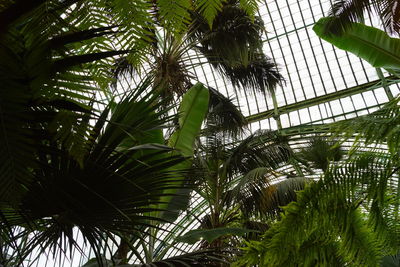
[157,0,192,34]
[195,0,224,27]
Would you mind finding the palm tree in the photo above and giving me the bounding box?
[298,137,343,172]
[182,130,308,255]
[0,79,192,265]
[112,0,284,102]
[188,0,283,94]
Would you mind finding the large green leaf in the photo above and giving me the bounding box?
[159,83,209,222]
[313,17,400,74]
[176,227,255,244]
[168,83,209,157]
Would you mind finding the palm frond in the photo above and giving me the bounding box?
[299,137,343,171]
[83,249,227,267]
[0,25,103,202]
[0,0,265,265]
[157,0,191,34]
[333,96,400,156]
[189,0,283,94]
[0,0,47,35]
[194,0,224,27]
[189,0,264,66]
[0,80,188,265]
[205,87,248,138]
[224,130,290,178]
[326,0,400,35]
[235,174,309,218]
[216,52,284,95]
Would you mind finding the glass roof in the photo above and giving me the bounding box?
[34,0,400,266]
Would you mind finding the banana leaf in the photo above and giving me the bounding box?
[160,83,209,222]
[168,83,209,157]
[313,17,400,75]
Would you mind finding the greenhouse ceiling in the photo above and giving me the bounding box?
[1,0,400,266]
[195,0,398,131]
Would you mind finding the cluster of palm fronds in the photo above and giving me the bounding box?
[188,0,284,94]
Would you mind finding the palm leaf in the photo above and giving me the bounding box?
[333,95,400,155]
[157,0,191,34]
[217,52,284,94]
[234,173,309,218]
[299,137,343,171]
[190,0,264,66]
[381,251,400,267]
[205,87,248,138]
[189,1,283,94]
[176,227,255,244]
[169,83,209,157]
[326,0,400,35]
[224,130,290,179]
[195,0,224,27]
[0,80,188,265]
[0,0,47,35]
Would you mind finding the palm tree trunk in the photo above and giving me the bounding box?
[114,239,129,264]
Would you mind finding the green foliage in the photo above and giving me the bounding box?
[0,0,278,265]
[161,83,210,222]
[235,176,310,219]
[113,0,283,100]
[0,0,230,263]
[83,249,226,266]
[313,17,400,75]
[206,87,248,138]
[135,250,227,266]
[169,83,210,157]
[381,251,400,267]
[334,95,400,156]
[81,257,115,267]
[189,0,283,94]
[237,110,400,266]
[236,14,400,267]
[299,137,343,171]
[189,130,306,253]
[177,227,255,244]
[0,81,188,264]
[190,0,264,67]
[219,52,284,94]
[0,0,126,204]
[157,0,191,34]
[195,0,224,28]
[238,152,400,266]
[324,0,400,35]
